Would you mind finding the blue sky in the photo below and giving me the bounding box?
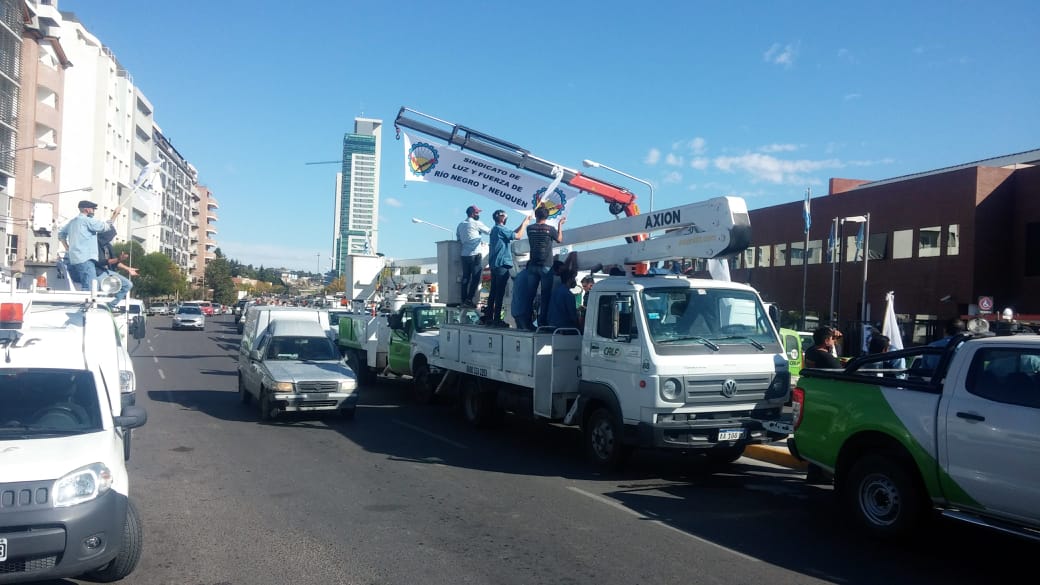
[65,0,1039,272]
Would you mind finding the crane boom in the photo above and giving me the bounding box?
[394,107,641,216]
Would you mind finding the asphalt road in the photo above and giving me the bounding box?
[53,314,1034,585]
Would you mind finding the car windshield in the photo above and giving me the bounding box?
[265,336,340,361]
[178,307,202,315]
[0,369,102,437]
[641,288,778,347]
[413,308,447,332]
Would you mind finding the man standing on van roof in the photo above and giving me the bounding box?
[58,200,119,291]
[456,205,491,308]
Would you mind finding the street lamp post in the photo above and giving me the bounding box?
[411,217,453,233]
[0,142,57,157]
[582,159,654,212]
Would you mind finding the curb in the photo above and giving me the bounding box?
[744,443,806,470]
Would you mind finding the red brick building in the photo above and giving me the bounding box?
[726,149,1040,342]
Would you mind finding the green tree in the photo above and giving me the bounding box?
[112,242,183,300]
[205,256,237,305]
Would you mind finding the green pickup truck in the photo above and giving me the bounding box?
[791,333,1040,541]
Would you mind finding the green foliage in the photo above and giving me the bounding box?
[111,243,184,300]
[205,256,237,305]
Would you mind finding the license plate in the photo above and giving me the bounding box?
[0,537,7,562]
[717,428,745,441]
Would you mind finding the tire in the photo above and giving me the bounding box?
[259,388,275,422]
[86,498,143,582]
[412,361,436,404]
[584,407,629,470]
[460,376,499,427]
[238,374,251,405]
[844,453,925,539]
[705,444,746,465]
[346,350,376,386]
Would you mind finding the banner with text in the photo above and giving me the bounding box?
[403,132,579,221]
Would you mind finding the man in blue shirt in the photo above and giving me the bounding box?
[58,200,117,291]
[456,205,491,308]
[483,210,529,326]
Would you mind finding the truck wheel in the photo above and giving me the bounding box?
[460,376,499,427]
[705,445,745,465]
[584,407,629,470]
[86,499,143,582]
[412,362,437,404]
[238,374,251,404]
[259,388,275,422]
[346,350,376,386]
[845,453,925,539]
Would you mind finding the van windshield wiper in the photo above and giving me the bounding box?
[658,336,720,351]
[713,335,765,350]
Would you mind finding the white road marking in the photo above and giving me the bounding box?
[153,356,159,363]
[157,369,165,380]
[393,420,468,450]
[566,486,759,562]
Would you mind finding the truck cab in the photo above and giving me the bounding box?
[575,276,790,465]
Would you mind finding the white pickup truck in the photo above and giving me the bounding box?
[791,332,1040,541]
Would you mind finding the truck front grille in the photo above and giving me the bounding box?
[0,482,50,512]
[296,381,340,393]
[0,555,58,575]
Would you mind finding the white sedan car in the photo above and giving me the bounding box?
[172,305,206,331]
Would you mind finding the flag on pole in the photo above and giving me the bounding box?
[882,291,906,368]
[854,223,865,261]
[826,219,836,263]
[121,159,163,212]
[803,189,811,234]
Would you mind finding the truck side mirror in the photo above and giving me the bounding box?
[130,316,146,340]
[114,405,148,430]
[767,303,781,328]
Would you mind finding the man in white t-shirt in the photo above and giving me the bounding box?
[456,205,491,307]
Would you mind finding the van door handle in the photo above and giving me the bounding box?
[590,344,600,351]
[956,411,985,422]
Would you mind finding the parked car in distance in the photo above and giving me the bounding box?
[237,319,359,420]
[172,305,206,331]
[147,302,170,316]
[198,301,215,316]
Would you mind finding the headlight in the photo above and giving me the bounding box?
[272,381,294,392]
[120,370,135,394]
[660,377,684,402]
[54,463,113,507]
[338,379,356,391]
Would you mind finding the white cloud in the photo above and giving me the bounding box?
[843,93,862,101]
[764,42,800,68]
[690,157,710,170]
[384,197,403,207]
[758,143,800,153]
[645,148,661,165]
[712,152,843,184]
[663,171,683,184]
[664,153,684,167]
[688,137,707,155]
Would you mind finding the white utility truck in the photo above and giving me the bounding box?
[0,282,148,582]
[429,197,792,468]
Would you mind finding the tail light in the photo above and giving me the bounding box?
[791,387,805,430]
[0,302,24,329]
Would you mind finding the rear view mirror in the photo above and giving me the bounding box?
[130,316,146,340]
[114,405,148,430]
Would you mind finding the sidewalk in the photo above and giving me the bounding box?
[744,442,806,469]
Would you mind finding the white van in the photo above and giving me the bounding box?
[0,287,148,582]
[239,306,331,362]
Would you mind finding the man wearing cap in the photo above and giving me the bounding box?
[483,209,530,326]
[456,205,491,308]
[58,200,118,291]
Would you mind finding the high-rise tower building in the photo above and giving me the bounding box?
[333,117,381,275]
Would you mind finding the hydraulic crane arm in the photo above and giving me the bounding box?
[394,107,640,216]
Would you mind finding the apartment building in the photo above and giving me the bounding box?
[192,183,218,284]
[333,117,381,275]
[153,126,196,276]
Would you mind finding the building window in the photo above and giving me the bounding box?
[919,226,941,257]
[742,248,754,268]
[790,242,805,266]
[757,245,771,268]
[773,243,787,267]
[806,239,822,265]
[947,224,959,256]
[893,229,913,259]
[1026,223,1040,277]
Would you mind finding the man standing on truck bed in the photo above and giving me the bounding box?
[515,206,565,326]
[456,205,491,308]
[483,210,529,326]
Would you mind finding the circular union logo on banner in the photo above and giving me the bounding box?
[407,141,439,177]
[532,187,568,219]
[978,296,994,312]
